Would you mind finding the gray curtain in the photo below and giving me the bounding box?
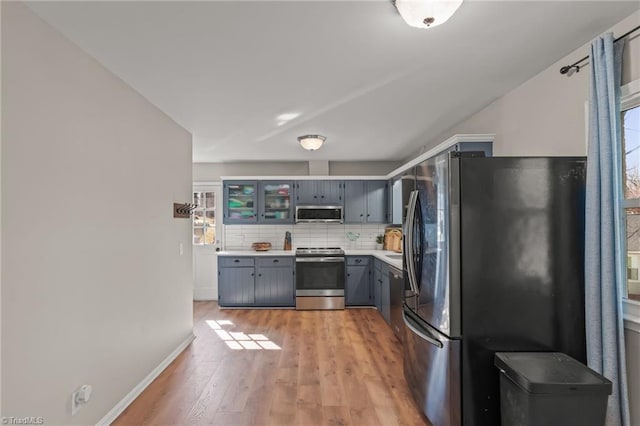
[585,33,629,426]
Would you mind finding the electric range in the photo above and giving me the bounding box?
[295,247,345,310]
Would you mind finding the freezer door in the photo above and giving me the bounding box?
[403,305,461,426]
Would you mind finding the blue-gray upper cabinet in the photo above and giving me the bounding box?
[295,180,344,205]
[218,257,255,307]
[223,181,258,224]
[344,181,367,223]
[255,257,295,307]
[258,181,294,224]
[224,180,294,224]
[344,180,388,223]
[346,256,372,306]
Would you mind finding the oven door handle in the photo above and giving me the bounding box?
[296,257,345,263]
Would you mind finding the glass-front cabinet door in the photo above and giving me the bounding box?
[223,181,258,224]
[259,181,294,224]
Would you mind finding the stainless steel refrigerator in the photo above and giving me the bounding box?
[402,151,587,426]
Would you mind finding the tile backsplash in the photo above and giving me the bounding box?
[224,223,388,250]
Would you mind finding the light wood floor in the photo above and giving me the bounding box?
[114,302,430,426]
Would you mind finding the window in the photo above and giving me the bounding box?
[193,190,216,245]
[621,79,640,305]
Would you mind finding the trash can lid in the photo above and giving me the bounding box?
[494,352,612,395]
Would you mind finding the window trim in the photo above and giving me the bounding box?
[621,78,640,332]
[192,183,223,248]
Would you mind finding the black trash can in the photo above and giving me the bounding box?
[494,352,612,426]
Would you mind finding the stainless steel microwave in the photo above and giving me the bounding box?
[295,206,343,223]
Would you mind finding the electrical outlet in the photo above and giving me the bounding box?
[71,385,92,415]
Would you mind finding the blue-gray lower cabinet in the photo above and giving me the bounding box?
[218,256,294,307]
[346,256,372,306]
[380,262,390,324]
[373,259,391,324]
[255,257,295,307]
[373,260,382,311]
[219,266,255,307]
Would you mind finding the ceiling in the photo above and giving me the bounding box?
[26,1,640,163]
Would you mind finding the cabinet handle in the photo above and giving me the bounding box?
[360,214,363,217]
[356,259,362,263]
[258,273,262,277]
[234,259,240,263]
[314,195,317,199]
[347,273,351,277]
[321,195,324,198]
[251,273,255,277]
[273,259,279,263]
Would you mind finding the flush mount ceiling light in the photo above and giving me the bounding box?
[394,0,463,29]
[298,135,326,151]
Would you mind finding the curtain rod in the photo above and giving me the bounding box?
[559,24,640,76]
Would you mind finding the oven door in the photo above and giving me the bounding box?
[295,257,345,296]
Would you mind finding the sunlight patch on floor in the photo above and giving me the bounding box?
[206,320,221,329]
[207,319,281,350]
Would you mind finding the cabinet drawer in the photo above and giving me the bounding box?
[255,257,294,267]
[347,256,370,266]
[219,257,255,267]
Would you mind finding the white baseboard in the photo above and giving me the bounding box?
[96,333,196,425]
[193,287,216,301]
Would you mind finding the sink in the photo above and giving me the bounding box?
[386,254,403,259]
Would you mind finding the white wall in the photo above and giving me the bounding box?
[1,3,193,424]
[329,161,400,176]
[194,161,309,181]
[0,0,3,415]
[193,160,401,181]
[414,11,640,159]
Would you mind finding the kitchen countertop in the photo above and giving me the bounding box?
[218,250,295,257]
[218,249,403,269]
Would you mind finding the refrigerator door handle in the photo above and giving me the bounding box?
[402,308,443,349]
[405,190,419,295]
